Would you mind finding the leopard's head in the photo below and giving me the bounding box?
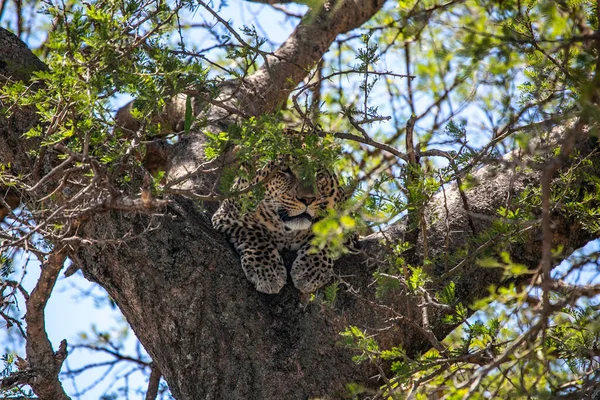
[260,164,343,231]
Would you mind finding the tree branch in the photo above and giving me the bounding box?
[237,0,387,116]
[145,363,161,400]
[25,250,71,400]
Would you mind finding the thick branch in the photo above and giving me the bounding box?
[235,0,386,115]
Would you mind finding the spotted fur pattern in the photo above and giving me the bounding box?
[212,161,345,294]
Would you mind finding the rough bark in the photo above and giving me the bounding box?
[1,8,599,400]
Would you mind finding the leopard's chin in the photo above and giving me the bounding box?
[284,217,312,231]
[279,211,313,231]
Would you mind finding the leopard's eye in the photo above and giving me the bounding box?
[317,175,329,188]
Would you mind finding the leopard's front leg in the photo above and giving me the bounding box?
[234,227,287,294]
[291,241,335,293]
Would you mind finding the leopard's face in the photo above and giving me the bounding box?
[261,165,342,231]
[211,159,348,294]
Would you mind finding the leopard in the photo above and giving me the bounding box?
[211,160,346,294]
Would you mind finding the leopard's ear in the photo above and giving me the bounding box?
[334,185,347,205]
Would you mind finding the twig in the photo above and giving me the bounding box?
[145,362,161,400]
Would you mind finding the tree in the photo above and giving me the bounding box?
[0,0,599,399]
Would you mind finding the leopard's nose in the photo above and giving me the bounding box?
[297,196,316,206]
